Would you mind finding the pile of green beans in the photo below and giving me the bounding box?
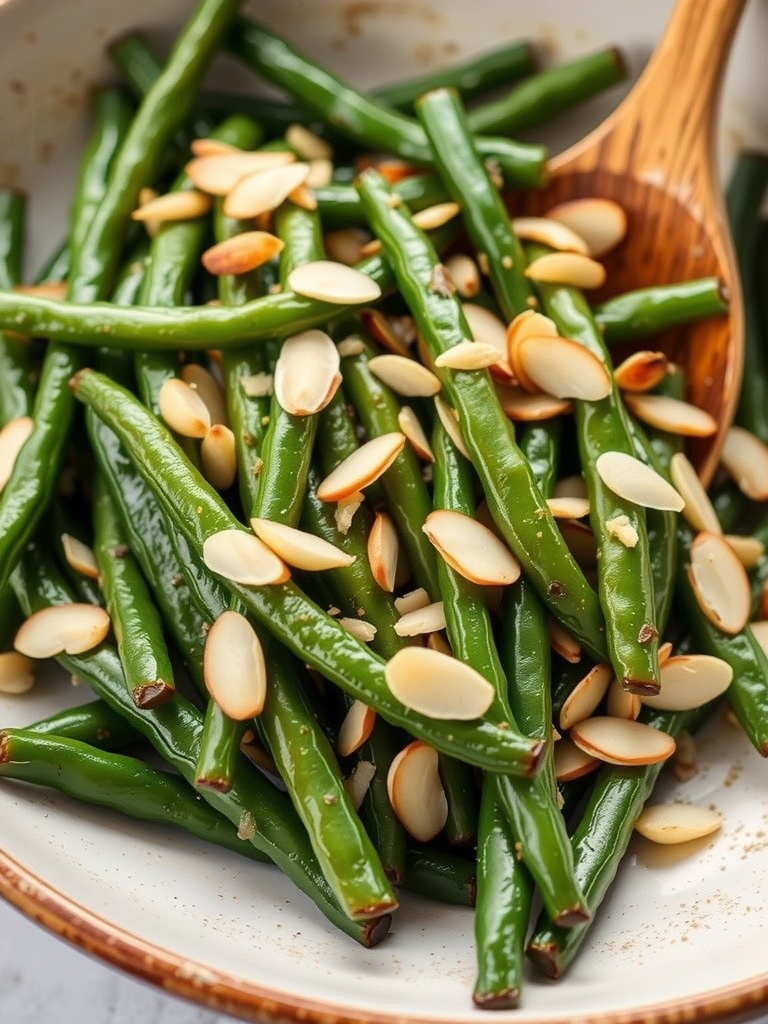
[0,2,765,1012]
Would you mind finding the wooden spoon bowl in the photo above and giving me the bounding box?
[514,0,746,484]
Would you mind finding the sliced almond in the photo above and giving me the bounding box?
[61,533,99,580]
[554,736,600,783]
[506,309,559,391]
[605,514,640,548]
[433,395,470,459]
[545,198,628,258]
[250,517,354,571]
[570,716,676,766]
[202,529,290,586]
[288,183,317,211]
[423,509,521,586]
[273,329,341,416]
[367,354,441,397]
[720,425,768,500]
[495,383,572,422]
[623,393,717,437]
[338,617,377,643]
[0,652,36,694]
[305,158,334,189]
[545,496,590,520]
[397,405,434,461]
[412,201,461,232]
[285,123,332,160]
[185,150,296,195]
[671,729,697,781]
[189,138,242,157]
[687,530,750,635]
[426,632,453,656]
[446,254,481,298]
[334,491,365,535]
[203,610,266,720]
[324,228,370,267]
[596,451,685,511]
[394,600,446,637]
[288,260,382,305]
[606,677,641,720]
[515,335,612,401]
[14,604,110,658]
[14,281,68,300]
[434,340,499,370]
[613,350,668,392]
[359,309,416,356]
[658,640,674,666]
[387,740,448,842]
[634,803,722,845]
[344,760,376,810]
[641,653,733,711]
[367,511,399,591]
[224,162,311,219]
[201,231,284,276]
[385,646,494,720]
[462,303,510,376]
[750,620,768,657]
[554,475,588,500]
[336,337,364,358]
[337,700,376,757]
[0,416,33,490]
[181,363,228,427]
[559,663,613,730]
[132,189,211,223]
[394,588,430,616]
[547,618,582,664]
[670,451,722,534]
[725,534,765,568]
[201,425,237,491]
[511,216,589,254]
[316,433,406,502]
[240,372,273,398]
[158,378,211,439]
[525,252,606,289]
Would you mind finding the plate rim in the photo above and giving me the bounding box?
[2,844,768,1024]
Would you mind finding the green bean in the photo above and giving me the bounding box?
[0,189,35,423]
[49,500,104,608]
[315,175,450,227]
[227,18,548,188]
[0,583,22,651]
[466,48,626,137]
[73,367,542,775]
[594,277,729,343]
[194,700,246,791]
[402,845,475,907]
[25,701,142,750]
[356,168,607,659]
[34,239,70,287]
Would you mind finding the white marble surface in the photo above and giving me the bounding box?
[0,897,230,1023]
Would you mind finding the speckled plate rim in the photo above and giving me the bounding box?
[2,845,768,1024]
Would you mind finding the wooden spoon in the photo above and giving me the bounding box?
[517,0,746,484]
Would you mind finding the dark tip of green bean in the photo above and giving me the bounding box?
[133,679,175,709]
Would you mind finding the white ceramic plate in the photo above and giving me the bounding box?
[2,0,768,1021]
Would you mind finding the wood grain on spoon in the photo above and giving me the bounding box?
[515,0,746,484]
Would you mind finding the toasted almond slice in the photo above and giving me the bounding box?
[338,617,377,643]
[641,653,733,711]
[394,601,446,637]
[367,511,399,591]
[288,260,382,305]
[394,588,430,616]
[201,231,284,276]
[412,201,461,232]
[201,425,237,491]
[433,395,470,459]
[181,363,228,426]
[132,189,211,223]
[547,618,581,663]
[288,182,318,211]
[61,533,99,580]
[554,737,600,782]
[623,393,717,437]
[337,337,364,358]
[240,372,273,398]
[570,716,676,766]
[495,382,572,422]
[605,514,639,548]
[203,610,266,720]
[14,604,110,658]
[0,416,33,490]
[426,632,453,656]
[687,530,750,635]
[285,123,332,160]
[516,335,612,401]
[462,303,510,376]
[317,433,406,502]
[446,254,481,298]
[725,534,765,568]
[559,663,612,729]
[202,529,290,586]
[559,519,598,569]
[185,150,296,195]
[397,405,434,461]
[613,350,668,392]
[387,740,448,841]
[545,198,627,257]
[596,451,685,511]
[546,496,590,520]
[511,216,589,254]
[251,517,355,571]
[720,425,768,500]
[634,803,722,845]
[359,309,416,356]
[273,329,341,416]
[750,620,768,657]
[323,227,370,267]
[423,509,521,586]
[0,652,36,694]
[14,280,68,300]
[158,378,211,439]
[190,138,242,157]
[385,646,494,720]
[305,158,334,189]
[554,474,588,500]
[334,491,365,535]
[658,640,674,666]
[434,340,499,370]
[670,451,722,534]
[606,678,641,720]
[506,310,559,391]
[337,700,376,757]
[344,760,376,810]
[367,354,442,397]
[224,162,311,219]
[525,252,606,289]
